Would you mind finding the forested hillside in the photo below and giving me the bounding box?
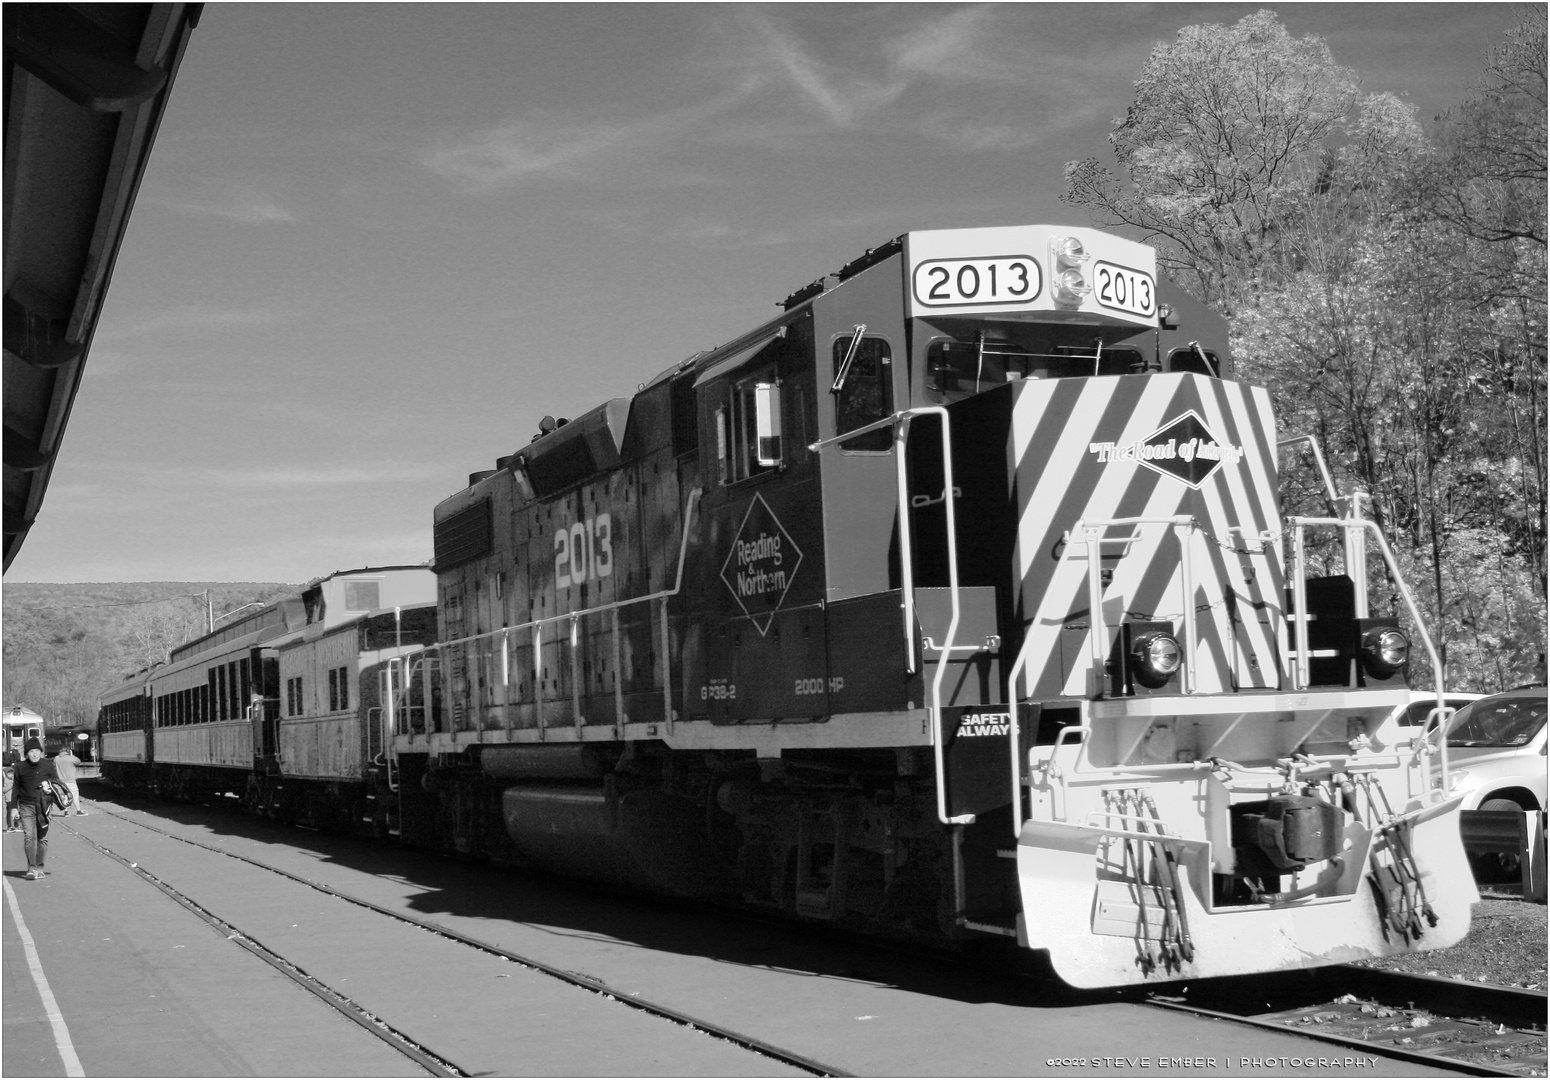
[2,582,297,728]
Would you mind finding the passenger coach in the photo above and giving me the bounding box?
[99,567,435,815]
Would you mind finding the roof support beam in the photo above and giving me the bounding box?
[4,294,85,369]
[3,425,53,473]
[3,6,168,112]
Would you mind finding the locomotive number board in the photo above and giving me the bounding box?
[1092,260,1155,318]
[912,255,1041,308]
[903,225,1158,327]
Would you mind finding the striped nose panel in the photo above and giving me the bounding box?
[1008,374,1282,700]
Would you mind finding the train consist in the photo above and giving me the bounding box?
[101,224,1477,988]
[98,567,437,828]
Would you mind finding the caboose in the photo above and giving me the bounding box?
[403,224,1474,987]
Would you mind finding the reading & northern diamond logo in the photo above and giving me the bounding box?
[721,493,802,636]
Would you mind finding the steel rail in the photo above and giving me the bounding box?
[1144,964,1547,1078]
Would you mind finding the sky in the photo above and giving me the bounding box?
[4,2,1526,584]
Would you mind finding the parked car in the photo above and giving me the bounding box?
[1380,690,1482,747]
[1434,685,1548,879]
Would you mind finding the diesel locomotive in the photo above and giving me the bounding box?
[101,224,1477,988]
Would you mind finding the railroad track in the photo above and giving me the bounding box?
[61,797,1546,1077]
[1145,965,1547,1077]
[58,807,849,1078]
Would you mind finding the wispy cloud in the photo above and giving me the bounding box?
[424,75,761,193]
[98,306,277,343]
[739,10,909,127]
[889,6,1000,79]
[145,187,297,224]
[423,112,639,189]
[722,6,1139,148]
[423,6,1087,193]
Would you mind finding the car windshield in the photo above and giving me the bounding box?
[1444,695,1547,749]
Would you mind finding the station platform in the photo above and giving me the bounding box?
[2,810,426,1078]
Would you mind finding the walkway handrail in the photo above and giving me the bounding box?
[399,488,702,740]
[429,487,704,656]
[1277,434,1340,514]
[1006,514,1209,837]
[1288,515,1450,791]
[810,406,971,826]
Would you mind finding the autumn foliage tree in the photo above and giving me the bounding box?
[1064,8,1547,691]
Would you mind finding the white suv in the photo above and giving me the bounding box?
[1436,685,1548,879]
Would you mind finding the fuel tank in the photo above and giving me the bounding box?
[500,784,733,898]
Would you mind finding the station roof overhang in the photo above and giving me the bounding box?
[3,3,202,572]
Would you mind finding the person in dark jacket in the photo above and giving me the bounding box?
[13,738,57,879]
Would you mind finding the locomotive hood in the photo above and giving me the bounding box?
[1006,372,1281,700]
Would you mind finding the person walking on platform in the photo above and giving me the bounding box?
[2,760,16,831]
[52,744,85,815]
[13,738,57,879]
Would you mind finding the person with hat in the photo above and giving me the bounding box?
[12,738,58,879]
[52,744,85,815]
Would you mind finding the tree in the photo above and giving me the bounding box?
[1424,6,1547,250]
[1062,10,1361,310]
[120,601,204,674]
[1418,6,1548,591]
[1063,8,1547,690]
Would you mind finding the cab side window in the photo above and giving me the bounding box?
[833,335,892,452]
[722,365,781,483]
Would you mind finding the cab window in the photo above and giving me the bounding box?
[926,337,1146,404]
[720,365,781,483]
[832,334,892,452]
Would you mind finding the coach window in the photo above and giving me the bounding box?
[329,667,350,711]
[832,333,892,451]
[344,581,380,612]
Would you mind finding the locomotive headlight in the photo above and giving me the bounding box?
[1130,630,1182,688]
[1360,625,1410,677]
[1052,268,1091,306]
[1050,237,1091,307]
[1052,235,1089,266]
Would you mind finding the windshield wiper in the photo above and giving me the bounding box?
[831,324,867,393]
